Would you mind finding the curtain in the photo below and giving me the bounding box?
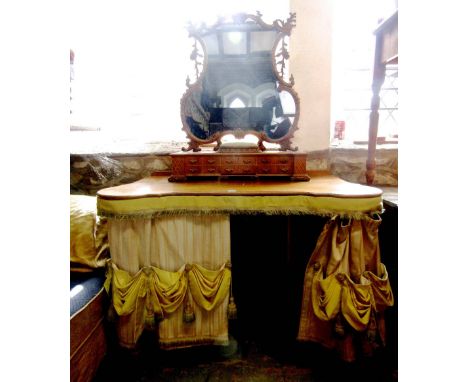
[107,214,231,348]
[297,215,393,362]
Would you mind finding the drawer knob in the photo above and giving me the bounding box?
[189,159,198,164]
[207,159,215,164]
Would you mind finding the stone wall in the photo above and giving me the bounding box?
[71,147,397,195]
[71,154,172,195]
[329,146,398,186]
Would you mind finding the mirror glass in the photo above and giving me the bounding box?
[181,13,299,151]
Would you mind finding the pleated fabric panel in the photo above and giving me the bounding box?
[298,215,393,362]
[108,215,231,348]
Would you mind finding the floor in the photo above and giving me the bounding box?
[94,328,397,382]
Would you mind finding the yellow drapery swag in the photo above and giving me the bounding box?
[70,195,109,272]
[185,263,232,312]
[105,261,232,347]
[298,215,394,362]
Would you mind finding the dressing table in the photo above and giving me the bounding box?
[96,12,393,362]
[96,172,385,357]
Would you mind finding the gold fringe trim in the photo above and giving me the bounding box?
[159,335,230,350]
[97,207,384,221]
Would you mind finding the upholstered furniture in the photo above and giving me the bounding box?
[70,195,110,382]
[70,272,108,382]
[96,173,393,361]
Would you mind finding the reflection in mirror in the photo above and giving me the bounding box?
[264,90,295,140]
[181,12,300,152]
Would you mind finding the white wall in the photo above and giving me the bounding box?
[290,0,333,151]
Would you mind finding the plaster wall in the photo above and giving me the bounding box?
[290,0,333,152]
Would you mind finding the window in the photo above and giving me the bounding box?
[229,98,247,108]
[331,0,398,145]
[70,0,289,152]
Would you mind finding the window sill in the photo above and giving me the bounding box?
[70,132,186,156]
[70,138,398,157]
[330,141,398,152]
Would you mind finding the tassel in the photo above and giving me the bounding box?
[144,313,157,330]
[334,314,345,337]
[226,261,237,320]
[366,311,377,343]
[227,297,237,320]
[107,303,118,323]
[183,265,196,323]
[183,302,196,323]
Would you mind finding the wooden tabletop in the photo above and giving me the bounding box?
[96,174,383,218]
[97,174,382,200]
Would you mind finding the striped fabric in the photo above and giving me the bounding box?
[108,214,231,348]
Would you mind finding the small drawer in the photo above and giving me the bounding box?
[186,166,202,174]
[202,157,218,166]
[220,167,236,175]
[220,157,237,165]
[186,157,202,165]
[258,157,273,165]
[221,165,255,175]
[238,166,256,174]
[275,165,293,174]
[273,156,293,165]
[240,157,255,165]
[258,166,273,174]
[202,167,218,174]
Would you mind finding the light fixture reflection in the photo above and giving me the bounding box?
[70,285,84,298]
[227,32,243,45]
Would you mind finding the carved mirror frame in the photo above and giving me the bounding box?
[180,12,300,152]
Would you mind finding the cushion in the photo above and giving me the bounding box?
[70,271,106,316]
[70,195,109,272]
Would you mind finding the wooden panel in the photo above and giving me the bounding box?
[70,288,108,382]
[168,152,310,181]
[98,173,382,199]
[380,22,398,65]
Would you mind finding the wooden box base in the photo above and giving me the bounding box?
[169,151,310,182]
